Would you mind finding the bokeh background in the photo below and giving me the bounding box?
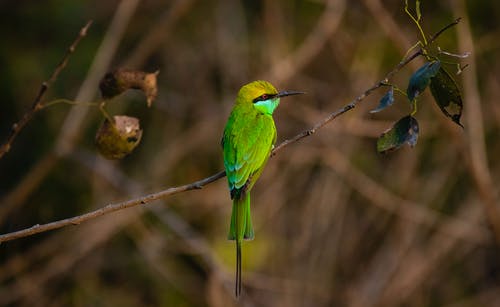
[1,0,500,306]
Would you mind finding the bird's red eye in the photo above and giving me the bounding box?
[253,93,274,103]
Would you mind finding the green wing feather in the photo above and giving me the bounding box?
[223,108,276,197]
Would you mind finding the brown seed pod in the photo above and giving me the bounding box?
[99,69,159,106]
[95,115,143,160]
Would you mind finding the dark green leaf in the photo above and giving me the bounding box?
[377,115,419,153]
[407,61,441,101]
[370,87,395,113]
[429,67,464,128]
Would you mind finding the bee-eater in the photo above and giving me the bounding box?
[222,80,304,296]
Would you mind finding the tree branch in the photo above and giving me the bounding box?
[0,18,461,244]
[0,171,225,243]
[0,20,93,159]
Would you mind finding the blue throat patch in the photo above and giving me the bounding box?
[254,98,280,115]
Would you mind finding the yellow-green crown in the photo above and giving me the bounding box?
[237,80,278,102]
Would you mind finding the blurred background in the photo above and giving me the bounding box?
[1,0,500,306]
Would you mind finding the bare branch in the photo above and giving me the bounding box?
[0,20,93,160]
[0,171,225,243]
[429,17,462,44]
[0,18,461,244]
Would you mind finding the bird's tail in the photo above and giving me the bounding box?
[228,193,254,296]
[228,193,254,241]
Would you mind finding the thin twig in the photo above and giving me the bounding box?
[272,39,420,154]
[0,20,93,159]
[429,17,462,44]
[0,18,461,244]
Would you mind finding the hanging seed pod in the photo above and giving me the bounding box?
[99,69,159,106]
[95,115,143,159]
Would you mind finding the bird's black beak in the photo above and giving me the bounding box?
[276,90,305,98]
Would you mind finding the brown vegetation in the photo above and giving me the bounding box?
[1,1,499,306]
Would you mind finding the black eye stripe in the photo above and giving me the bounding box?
[253,93,276,103]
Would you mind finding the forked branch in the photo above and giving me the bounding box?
[0,20,93,159]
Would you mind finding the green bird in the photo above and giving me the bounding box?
[222,80,303,296]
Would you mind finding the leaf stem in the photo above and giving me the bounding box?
[99,101,114,123]
[393,86,408,98]
[405,0,428,46]
[410,99,418,116]
[41,99,100,109]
